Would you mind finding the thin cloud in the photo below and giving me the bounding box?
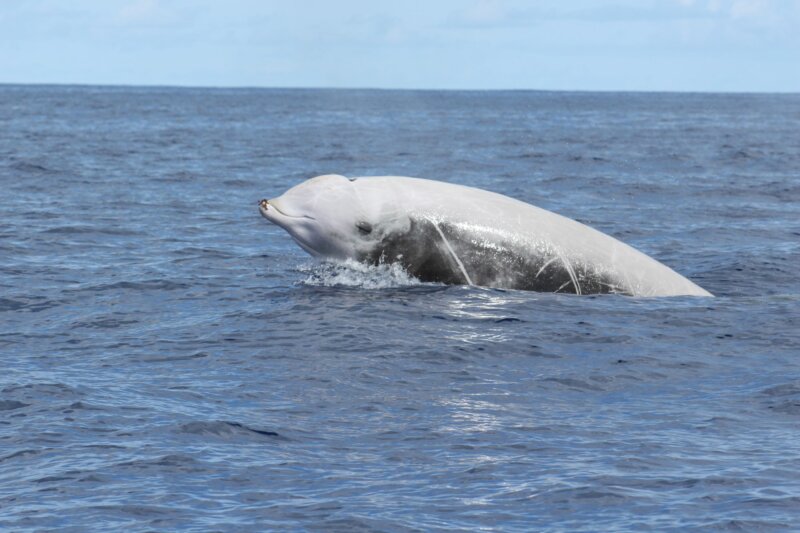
[446,0,720,30]
[118,0,159,22]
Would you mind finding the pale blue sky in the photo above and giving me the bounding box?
[1,0,798,92]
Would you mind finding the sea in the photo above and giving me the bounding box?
[1,85,799,532]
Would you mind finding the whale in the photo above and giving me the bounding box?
[258,174,712,297]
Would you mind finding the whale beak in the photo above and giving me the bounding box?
[258,199,272,220]
[258,197,314,223]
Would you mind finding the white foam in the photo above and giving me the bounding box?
[298,259,423,289]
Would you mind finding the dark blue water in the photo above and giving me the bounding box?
[1,85,799,531]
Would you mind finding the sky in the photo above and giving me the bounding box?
[1,0,799,92]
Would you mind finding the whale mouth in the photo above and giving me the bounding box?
[258,198,315,221]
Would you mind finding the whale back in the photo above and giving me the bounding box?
[350,177,711,297]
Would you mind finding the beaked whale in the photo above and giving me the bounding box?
[258,174,712,297]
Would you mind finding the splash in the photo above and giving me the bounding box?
[298,259,423,289]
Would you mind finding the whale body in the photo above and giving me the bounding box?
[258,174,712,297]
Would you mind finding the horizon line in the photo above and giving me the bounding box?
[1,81,798,96]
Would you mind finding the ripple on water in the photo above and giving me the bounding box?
[177,421,285,440]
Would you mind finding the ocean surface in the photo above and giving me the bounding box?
[1,85,799,532]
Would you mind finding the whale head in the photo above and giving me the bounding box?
[259,174,403,259]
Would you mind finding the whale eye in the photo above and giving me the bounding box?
[356,221,372,235]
